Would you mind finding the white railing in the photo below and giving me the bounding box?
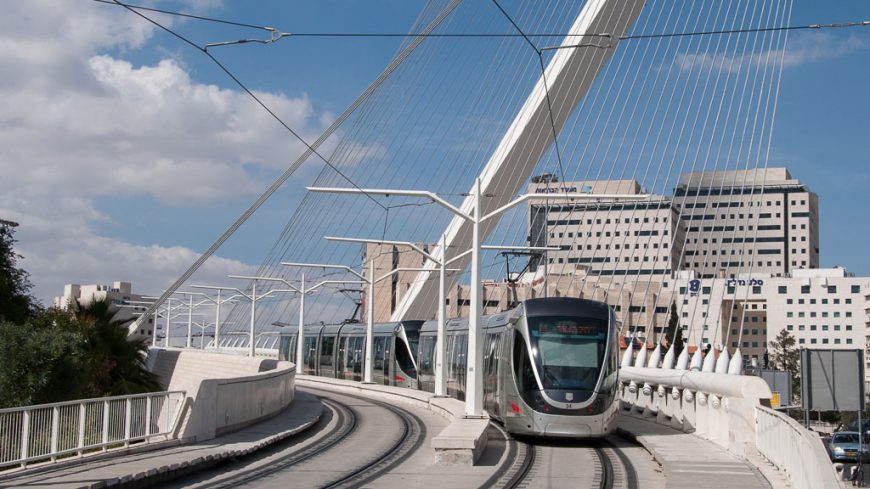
[755,406,839,489]
[0,391,186,471]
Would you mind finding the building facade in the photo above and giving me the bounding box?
[53,281,155,342]
[675,168,819,279]
[675,268,869,369]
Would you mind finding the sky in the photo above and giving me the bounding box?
[1,1,868,304]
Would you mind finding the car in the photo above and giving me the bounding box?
[845,420,870,435]
[829,431,870,462]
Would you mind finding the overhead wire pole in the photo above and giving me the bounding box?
[227,274,363,371]
[309,182,647,416]
[190,283,297,356]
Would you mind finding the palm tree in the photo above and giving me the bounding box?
[70,299,160,397]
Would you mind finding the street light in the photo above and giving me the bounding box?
[309,179,646,416]
[228,274,363,371]
[190,283,298,357]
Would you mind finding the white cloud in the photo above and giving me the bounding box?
[675,32,867,74]
[0,1,334,304]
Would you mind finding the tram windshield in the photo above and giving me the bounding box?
[527,316,608,391]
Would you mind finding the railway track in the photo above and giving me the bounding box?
[483,423,638,489]
[194,397,358,489]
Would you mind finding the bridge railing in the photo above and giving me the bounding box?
[620,366,839,489]
[0,390,186,471]
[755,405,839,489]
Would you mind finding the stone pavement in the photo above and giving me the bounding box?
[0,392,323,489]
[617,413,790,489]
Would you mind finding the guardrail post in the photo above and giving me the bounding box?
[50,406,59,462]
[77,402,85,457]
[145,395,152,437]
[124,398,132,447]
[101,400,109,451]
[20,409,30,468]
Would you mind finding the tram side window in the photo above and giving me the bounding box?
[320,337,335,366]
[279,336,291,361]
[418,336,435,375]
[513,334,535,393]
[287,336,297,363]
[395,338,417,379]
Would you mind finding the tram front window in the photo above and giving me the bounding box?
[528,316,607,391]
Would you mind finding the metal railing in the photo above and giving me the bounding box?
[0,391,186,471]
[755,406,839,489]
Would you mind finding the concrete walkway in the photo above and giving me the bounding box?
[618,413,787,489]
[0,392,323,489]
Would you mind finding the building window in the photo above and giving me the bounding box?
[702,286,711,295]
[799,338,806,344]
[822,339,829,344]
[752,286,761,294]
[811,338,817,344]
[847,339,853,344]
[798,325,805,331]
[786,312,793,318]
[787,325,794,331]
[828,285,837,294]
[810,325,817,331]
[846,298,852,304]
[852,285,861,293]
[846,325,853,331]
[800,285,810,294]
[786,299,793,305]
[778,286,787,294]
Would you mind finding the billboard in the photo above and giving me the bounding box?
[800,349,865,412]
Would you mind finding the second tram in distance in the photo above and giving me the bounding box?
[278,297,619,438]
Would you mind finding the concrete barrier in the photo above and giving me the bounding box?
[620,366,839,489]
[296,376,488,466]
[147,348,296,442]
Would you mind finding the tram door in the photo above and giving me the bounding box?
[302,336,317,375]
[319,336,336,378]
[417,335,436,393]
[483,332,501,416]
[338,336,365,381]
[372,336,392,385]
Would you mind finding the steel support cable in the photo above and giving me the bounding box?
[244,0,532,328]
[734,0,792,353]
[564,0,684,321]
[493,0,651,313]
[548,0,677,313]
[93,0,870,41]
[609,0,715,347]
[654,1,744,350]
[292,0,564,324]
[119,0,463,326]
[684,0,780,354]
[653,0,772,350]
[479,0,628,307]
[708,0,785,355]
[674,0,753,352]
[487,0,640,300]
[550,0,674,297]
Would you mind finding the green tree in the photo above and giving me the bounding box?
[664,302,683,357]
[69,299,160,397]
[0,219,40,323]
[769,329,800,402]
[0,311,87,408]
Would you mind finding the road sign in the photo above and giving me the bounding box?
[771,392,780,408]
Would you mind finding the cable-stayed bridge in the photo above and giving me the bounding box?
[3,0,864,487]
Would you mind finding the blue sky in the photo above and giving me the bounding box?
[0,1,868,303]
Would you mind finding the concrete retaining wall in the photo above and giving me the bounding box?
[147,348,296,442]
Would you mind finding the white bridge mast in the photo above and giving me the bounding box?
[390,0,646,322]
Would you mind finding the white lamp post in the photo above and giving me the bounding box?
[309,180,646,417]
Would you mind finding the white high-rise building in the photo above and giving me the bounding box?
[53,281,155,342]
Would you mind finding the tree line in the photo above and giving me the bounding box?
[0,220,159,409]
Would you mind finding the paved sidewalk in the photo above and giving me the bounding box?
[0,392,323,489]
[617,413,786,489]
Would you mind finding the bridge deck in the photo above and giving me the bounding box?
[618,413,787,489]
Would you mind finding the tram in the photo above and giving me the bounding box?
[278,297,619,438]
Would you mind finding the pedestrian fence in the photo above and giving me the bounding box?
[0,390,186,471]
